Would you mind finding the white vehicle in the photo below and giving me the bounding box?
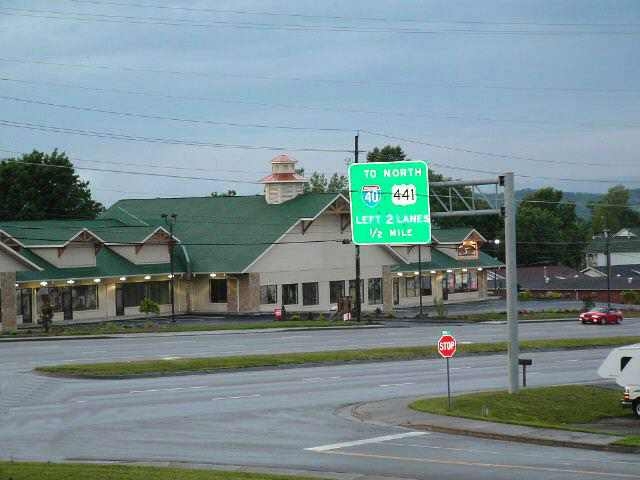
[598,343,640,418]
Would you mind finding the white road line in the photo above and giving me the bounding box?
[129,386,207,394]
[379,382,415,388]
[211,394,261,401]
[302,376,342,383]
[306,432,429,452]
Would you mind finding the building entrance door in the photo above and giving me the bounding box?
[115,285,125,316]
[393,278,400,305]
[62,288,73,321]
[442,275,449,301]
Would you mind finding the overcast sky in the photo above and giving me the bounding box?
[1,0,639,206]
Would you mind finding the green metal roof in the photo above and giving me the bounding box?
[16,247,181,282]
[587,237,640,254]
[392,249,502,273]
[101,193,343,273]
[431,227,480,244]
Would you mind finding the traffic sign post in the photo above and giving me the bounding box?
[348,161,431,245]
[438,331,457,409]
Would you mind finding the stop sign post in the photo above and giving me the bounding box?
[438,331,457,409]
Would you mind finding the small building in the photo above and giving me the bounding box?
[586,228,640,267]
[0,154,502,329]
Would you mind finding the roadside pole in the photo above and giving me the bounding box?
[503,172,519,393]
[418,244,423,318]
[604,229,611,309]
[354,134,362,323]
[446,357,451,409]
[438,331,457,409]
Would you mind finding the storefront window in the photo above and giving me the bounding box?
[72,285,98,311]
[367,278,383,305]
[302,282,319,306]
[405,277,417,297]
[210,279,228,303]
[260,284,277,304]
[282,283,298,305]
[349,279,364,304]
[420,275,432,296]
[329,280,345,304]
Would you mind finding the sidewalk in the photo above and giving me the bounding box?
[0,324,385,342]
[347,396,639,454]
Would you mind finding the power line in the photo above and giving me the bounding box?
[58,0,640,28]
[0,119,354,153]
[0,94,354,133]
[2,82,634,131]
[2,57,638,94]
[3,7,640,35]
[365,130,637,168]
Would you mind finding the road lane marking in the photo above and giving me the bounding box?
[305,432,429,452]
[379,382,415,388]
[211,394,261,401]
[325,450,640,479]
[129,386,207,394]
[302,376,342,383]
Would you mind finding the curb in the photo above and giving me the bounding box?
[348,400,640,455]
[400,422,640,455]
[0,324,385,343]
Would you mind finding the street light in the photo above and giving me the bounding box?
[161,213,177,323]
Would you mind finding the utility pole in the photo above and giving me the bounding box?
[354,134,362,323]
[604,229,611,309]
[502,173,519,393]
[418,244,423,318]
[162,213,177,323]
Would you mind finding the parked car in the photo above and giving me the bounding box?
[580,307,623,325]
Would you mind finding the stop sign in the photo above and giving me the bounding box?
[438,334,457,358]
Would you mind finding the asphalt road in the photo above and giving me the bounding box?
[1,321,640,480]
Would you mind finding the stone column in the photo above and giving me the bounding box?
[382,265,394,315]
[226,277,239,313]
[432,271,444,304]
[0,272,17,332]
[238,273,261,313]
[478,269,488,298]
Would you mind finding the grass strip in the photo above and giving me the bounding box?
[5,320,371,337]
[0,461,325,480]
[35,336,640,379]
[613,436,640,447]
[410,385,633,432]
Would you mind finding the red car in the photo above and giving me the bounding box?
[580,307,623,325]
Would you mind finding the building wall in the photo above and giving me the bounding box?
[0,250,31,272]
[110,244,170,265]
[247,212,395,312]
[32,244,96,268]
[592,252,640,266]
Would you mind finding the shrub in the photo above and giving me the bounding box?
[544,291,562,300]
[316,313,326,321]
[621,290,640,305]
[518,291,533,301]
[434,299,447,318]
[583,298,595,311]
[139,298,160,316]
[375,307,383,316]
[289,314,301,321]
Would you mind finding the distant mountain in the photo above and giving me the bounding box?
[515,188,640,220]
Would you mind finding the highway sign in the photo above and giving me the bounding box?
[438,333,457,359]
[348,160,431,245]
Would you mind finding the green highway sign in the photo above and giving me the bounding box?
[348,160,431,245]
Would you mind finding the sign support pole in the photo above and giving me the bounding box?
[503,172,519,393]
[354,134,362,323]
[418,244,423,318]
[446,357,452,410]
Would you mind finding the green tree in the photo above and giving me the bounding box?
[308,172,328,193]
[0,150,103,220]
[517,188,589,267]
[304,171,348,193]
[367,145,406,163]
[210,189,237,197]
[327,173,348,192]
[590,185,640,234]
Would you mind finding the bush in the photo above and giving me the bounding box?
[518,291,533,301]
[434,299,447,318]
[316,313,326,321]
[583,298,595,311]
[289,314,301,321]
[139,298,160,315]
[544,291,563,300]
[621,290,640,305]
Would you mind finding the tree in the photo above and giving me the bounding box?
[590,185,640,234]
[210,189,237,197]
[0,150,103,220]
[516,188,589,267]
[367,145,406,163]
[305,171,348,193]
